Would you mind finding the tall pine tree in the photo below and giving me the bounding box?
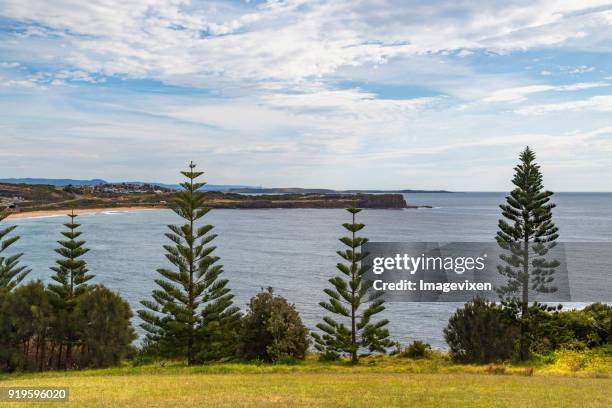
[48,210,94,369]
[496,146,559,360]
[139,162,240,365]
[0,207,30,290]
[312,208,392,363]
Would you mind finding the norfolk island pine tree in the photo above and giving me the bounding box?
[312,208,392,363]
[138,162,240,365]
[0,206,31,290]
[48,209,94,369]
[496,146,559,360]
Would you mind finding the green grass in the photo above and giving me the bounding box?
[1,351,610,407]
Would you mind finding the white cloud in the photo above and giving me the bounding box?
[0,77,38,88]
[154,88,443,159]
[54,70,98,83]
[482,82,609,103]
[1,0,611,87]
[516,95,612,115]
[565,65,596,74]
[263,89,440,118]
[456,49,474,57]
[354,126,612,170]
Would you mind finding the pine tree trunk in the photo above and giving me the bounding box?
[66,341,73,370]
[351,305,357,364]
[35,337,40,369]
[350,211,357,364]
[48,343,55,370]
[39,335,46,372]
[57,343,63,370]
[188,336,194,366]
[187,175,196,367]
[520,233,530,361]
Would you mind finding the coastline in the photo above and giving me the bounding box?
[7,206,158,220]
[4,194,421,219]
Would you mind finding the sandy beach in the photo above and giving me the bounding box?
[7,206,158,220]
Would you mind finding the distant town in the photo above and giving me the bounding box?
[0,182,175,210]
[66,183,175,195]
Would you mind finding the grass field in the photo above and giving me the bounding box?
[1,350,611,407]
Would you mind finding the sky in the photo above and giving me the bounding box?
[0,0,611,191]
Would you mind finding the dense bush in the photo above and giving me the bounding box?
[0,282,136,372]
[75,285,137,368]
[401,341,432,359]
[445,299,611,363]
[0,287,21,371]
[574,303,611,346]
[240,288,309,362]
[522,302,612,354]
[0,282,55,372]
[444,297,519,363]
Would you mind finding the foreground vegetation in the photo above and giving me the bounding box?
[2,351,611,407]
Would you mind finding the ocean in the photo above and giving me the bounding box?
[6,192,612,349]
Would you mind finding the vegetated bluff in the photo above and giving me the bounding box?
[0,183,420,211]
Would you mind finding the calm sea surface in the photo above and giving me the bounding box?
[7,192,612,349]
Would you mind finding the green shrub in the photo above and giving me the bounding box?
[444,297,519,363]
[239,288,309,362]
[446,301,610,362]
[274,356,299,365]
[579,303,611,346]
[600,343,612,355]
[1,282,137,372]
[521,303,574,355]
[75,285,137,368]
[398,341,431,359]
[318,351,340,362]
[0,282,54,372]
[0,287,19,371]
[522,302,611,354]
[130,353,159,367]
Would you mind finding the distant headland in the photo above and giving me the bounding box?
[1,181,434,215]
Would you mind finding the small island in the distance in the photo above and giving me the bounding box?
[0,179,438,216]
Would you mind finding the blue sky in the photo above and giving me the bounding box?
[1,0,611,191]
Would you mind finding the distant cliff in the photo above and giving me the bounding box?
[203,193,418,209]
